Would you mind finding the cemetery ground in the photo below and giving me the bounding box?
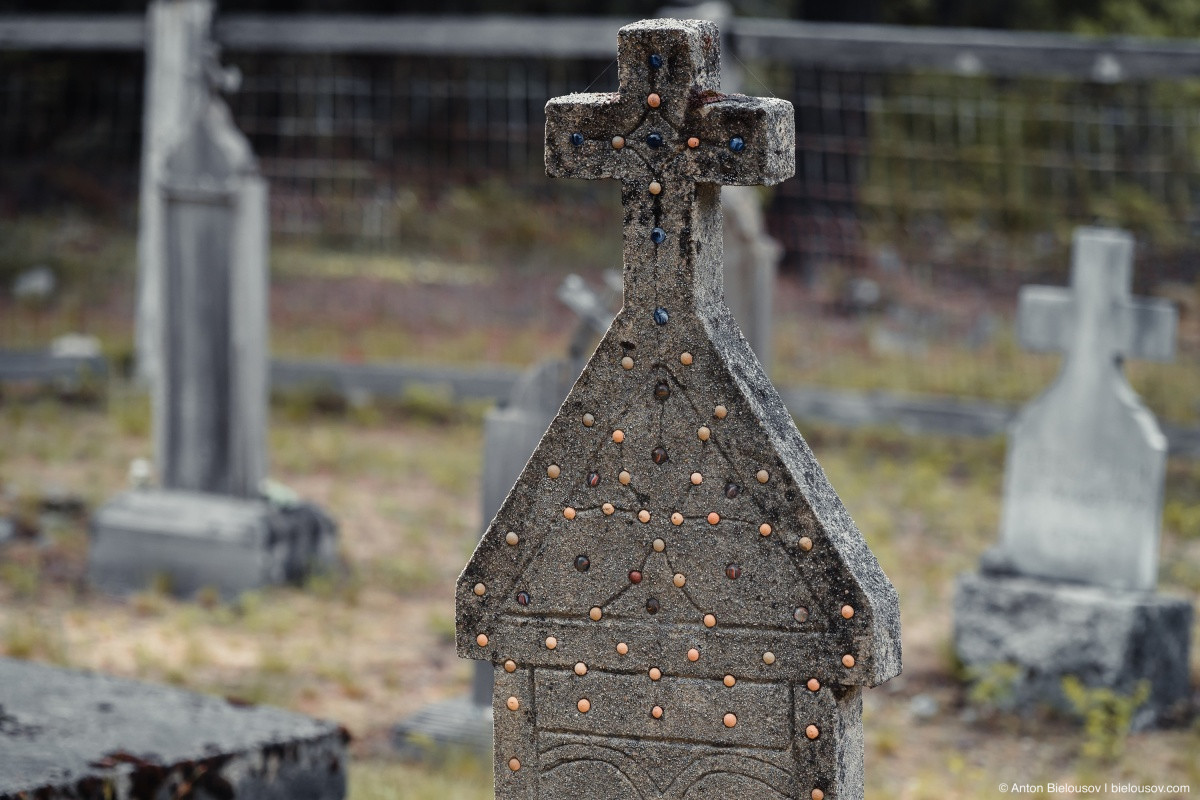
[1,207,1200,798]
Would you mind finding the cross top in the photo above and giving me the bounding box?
[1018,227,1177,368]
[545,19,794,312]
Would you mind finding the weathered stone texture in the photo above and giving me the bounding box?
[458,18,899,800]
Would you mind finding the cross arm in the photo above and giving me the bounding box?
[688,94,795,186]
[1018,284,1178,361]
[544,92,641,181]
[1017,285,1072,353]
[1115,298,1177,362]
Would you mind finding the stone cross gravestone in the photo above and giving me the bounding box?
[89,69,337,599]
[456,19,900,799]
[956,226,1192,728]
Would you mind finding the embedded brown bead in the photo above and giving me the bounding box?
[654,381,671,399]
[647,92,661,108]
[725,563,741,580]
[651,705,664,719]
[807,678,821,692]
[763,651,776,665]
[652,446,669,464]
[756,469,770,483]
[713,404,727,419]
[516,591,530,606]
[629,570,642,584]
[707,512,720,525]
[687,136,700,148]
[602,503,615,515]
[582,413,595,427]
[799,536,813,551]
[842,654,856,668]
[842,604,855,619]
[505,531,519,546]
[680,352,693,365]
[724,482,740,499]
[794,607,810,623]
[504,660,517,672]
[506,696,520,711]
[812,791,825,800]
[473,582,486,596]
[509,758,521,772]
[806,724,820,740]
[648,180,662,195]
[673,573,686,587]
[587,471,601,488]
[611,136,624,150]
[646,597,660,615]
[547,464,561,479]
[575,555,591,572]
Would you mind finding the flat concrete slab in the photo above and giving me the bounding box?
[0,657,347,799]
[89,489,339,599]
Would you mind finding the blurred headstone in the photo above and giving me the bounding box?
[956,227,1192,728]
[393,272,619,758]
[89,51,337,600]
[457,19,900,799]
[11,266,56,303]
[0,657,347,800]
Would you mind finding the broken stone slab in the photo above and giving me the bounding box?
[0,657,347,800]
[88,489,339,600]
[954,572,1193,730]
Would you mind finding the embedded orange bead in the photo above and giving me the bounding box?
[649,180,662,195]
[590,607,602,621]
[697,426,711,441]
[564,507,576,520]
[703,614,716,628]
[611,136,624,150]
[842,605,855,619]
[680,352,693,365]
[616,642,629,655]
[602,503,615,515]
[508,758,521,772]
[691,472,703,485]
[759,523,772,536]
[763,651,776,665]
[639,509,651,523]
[476,634,489,647]
[723,713,737,728]
[612,430,625,443]
[843,654,856,668]
[687,136,700,148]
[506,696,520,711]
[583,412,595,427]
[713,404,727,418]
[707,512,720,525]
[757,469,770,483]
[575,662,588,676]
[687,648,700,662]
[505,531,520,546]
[619,470,632,485]
[723,674,736,687]
[807,678,821,692]
[806,724,820,740]
[671,512,683,525]
[545,636,557,650]
[652,538,665,552]
[649,667,662,681]
[651,705,663,719]
[504,660,517,672]
[547,464,561,479]
[800,536,814,551]
[473,583,486,596]
[621,356,634,370]
[812,791,825,800]
[647,93,661,108]
[673,573,686,587]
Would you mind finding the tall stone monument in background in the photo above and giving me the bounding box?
[457,19,900,799]
[89,9,337,599]
[955,226,1192,728]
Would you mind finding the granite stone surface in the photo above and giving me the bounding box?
[0,657,347,799]
[955,573,1192,729]
[457,18,900,800]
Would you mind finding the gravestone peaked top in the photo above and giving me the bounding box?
[457,19,900,800]
[991,227,1178,592]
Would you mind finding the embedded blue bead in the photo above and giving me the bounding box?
[571,132,585,147]
[646,132,664,149]
[649,53,663,69]
[653,307,669,325]
[650,227,666,244]
[729,136,745,152]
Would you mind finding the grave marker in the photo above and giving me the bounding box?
[457,19,900,799]
[956,227,1192,728]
